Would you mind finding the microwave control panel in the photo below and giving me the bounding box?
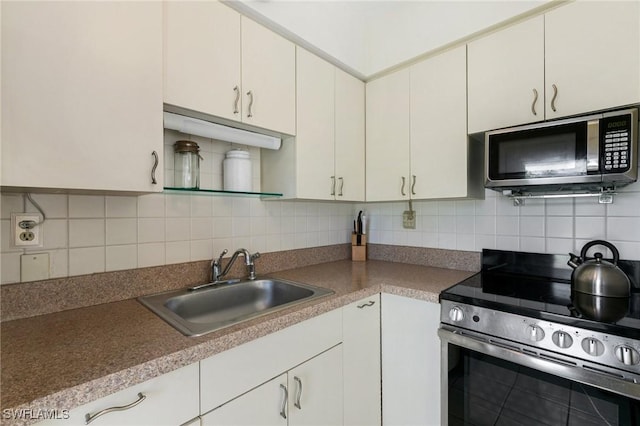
[602,114,633,172]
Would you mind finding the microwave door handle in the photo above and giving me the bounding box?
[586,120,600,172]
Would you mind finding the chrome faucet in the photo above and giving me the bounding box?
[212,248,261,282]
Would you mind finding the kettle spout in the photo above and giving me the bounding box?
[567,253,582,269]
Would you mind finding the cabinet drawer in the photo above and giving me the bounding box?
[200,309,342,414]
[37,363,199,426]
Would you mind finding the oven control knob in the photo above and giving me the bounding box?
[552,331,573,349]
[528,325,545,342]
[614,346,640,366]
[581,338,605,357]
[448,306,464,322]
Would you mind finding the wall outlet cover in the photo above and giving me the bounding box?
[21,253,50,282]
[402,210,416,229]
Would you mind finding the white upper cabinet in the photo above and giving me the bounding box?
[295,48,336,200]
[366,69,411,202]
[467,16,544,134]
[468,1,640,133]
[164,0,241,122]
[410,46,472,199]
[262,48,365,201]
[334,68,366,202]
[1,1,163,193]
[544,0,640,120]
[163,1,296,136]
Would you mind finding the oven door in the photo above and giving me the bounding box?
[439,327,640,426]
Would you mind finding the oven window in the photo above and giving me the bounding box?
[448,346,640,426]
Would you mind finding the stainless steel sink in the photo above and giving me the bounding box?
[138,278,333,337]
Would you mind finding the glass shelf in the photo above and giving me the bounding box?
[163,187,283,198]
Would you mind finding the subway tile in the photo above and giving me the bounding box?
[438,216,455,234]
[48,248,68,279]
[456,234,475,251]
[456,216,475,235]
[607,217,640,241]
[519,216,544,237]
[138,194,165,218]
[546,198,573,216]
[105,196,137,218]
[475,197,496,216]
[69,247,105,276]
[26,194,68,218]
[438,201,456,216]
[1,252,21,284]
[166,218,190,242]
[106,218,136,246]
[574,217,605,240]
[422,232,438,248]
[165,241,190,264]
[137,243,165,268]
[496,216,519,236]
[456,200,475,216]
[475,234,496,251]
[41,219,68,249]
[546,216,573,239]
[406,231,422,247]
[475,216,496,236]
[213,217,233,238]
[294,216,307,234]
[518,199,544,216]
[69,219,105,248]
[422,215,438,233]
[233,216,252,237]
[496,196,519,216]
[1,193,24,219]
[233,236,253,250]
[608,241,640,261]
[496,236,519,251]
[69,195,104,218]
[233,198,252,217]
[574,197,605,216]
[265,235,281,252]
[437,233,457,250]
[138,218,165,243]
[106,245,137,272]
[546,238,575,256]
[606,192,640,217]
[392,230,408,246]
[213,238,233,257]
[520,237,545,253]
[191,217,214,240]
[1,220,21,252]
[165,194,191,218]
[213,197,233,217]
[191,239,213,261]
[250,235,267,254]
[306,216,319,233]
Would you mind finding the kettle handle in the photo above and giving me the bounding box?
[579,240,620,265]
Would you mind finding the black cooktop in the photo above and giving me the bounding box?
[440,249,640,340]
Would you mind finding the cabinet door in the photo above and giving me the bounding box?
[295,48,335,200]
[335,69,366,202]
[365,69,411,202]
[164,0,241,122]
[381,294,440,426]
[241,18,296,135]
[1,1,163,192]
[343,295,381,426]
[467,16,544,133]
[288,346,343,426]
[410,46,468,199]
[545,1,640,119]
[38,363,199,426]
[201,374,288,426]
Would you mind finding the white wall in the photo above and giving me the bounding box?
[358,183,640,261]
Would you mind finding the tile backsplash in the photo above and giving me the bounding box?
[357,181,640,261]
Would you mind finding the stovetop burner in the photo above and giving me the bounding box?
[441,249,640,340]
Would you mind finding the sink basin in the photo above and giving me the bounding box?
[138,278,333,337]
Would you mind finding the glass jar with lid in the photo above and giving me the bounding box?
[173,140,202,189]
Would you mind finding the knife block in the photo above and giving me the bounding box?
[351,233,367,262]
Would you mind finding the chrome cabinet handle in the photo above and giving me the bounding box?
[531,88,538,116]
[246,90,254,118]
[357,300,376,308]
[550,84,558,112]
[401,176,406,196]
[330,176,336,196]
[293,376,303,409]
[279,384,288,419]
[338,177,344,196]
[411,175,416,195]
[233,86,240,115]
[151,151,158,185]
[85,393,146,425]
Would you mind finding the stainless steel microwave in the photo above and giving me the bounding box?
[485,108,638,192]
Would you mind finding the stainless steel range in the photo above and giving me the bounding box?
[439,248,640,426]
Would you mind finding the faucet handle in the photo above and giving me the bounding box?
[216,249,228,265]
[251,252,261,262]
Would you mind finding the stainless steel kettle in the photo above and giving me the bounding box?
[567,240,630,298]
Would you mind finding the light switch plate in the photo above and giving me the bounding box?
[402,210,416,229]
[21,253,50,282]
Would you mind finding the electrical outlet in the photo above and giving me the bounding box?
[11,213,43,247]
[402,210,416,229]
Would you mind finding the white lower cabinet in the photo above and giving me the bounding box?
[202,346,343,426]
[342,295,381,426]
[381,293,441,426]
[37,363,199,426]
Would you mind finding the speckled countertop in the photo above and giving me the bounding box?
[0,259,474,423]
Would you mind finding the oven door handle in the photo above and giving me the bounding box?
[438,327,640,401]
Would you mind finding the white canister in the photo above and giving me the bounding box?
[223,149,252,192]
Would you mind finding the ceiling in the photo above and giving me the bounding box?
[226,0,553,80]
